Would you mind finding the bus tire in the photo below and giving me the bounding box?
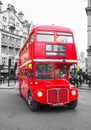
[19,84,22,97]
[67,100,78,109]
[28,92,38,111]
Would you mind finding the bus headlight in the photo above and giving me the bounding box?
[37,91,43,97]
[72,90,76,96]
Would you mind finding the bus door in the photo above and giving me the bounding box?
[21,64,34,100]
[21,68,28,99]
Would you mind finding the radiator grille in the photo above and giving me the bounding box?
[48,89,57,104]
[47,88,68,104]
[59,89,68,103]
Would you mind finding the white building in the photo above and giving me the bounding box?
[0,2,30,75]
[77,52,87,72]
[85,0,91,74]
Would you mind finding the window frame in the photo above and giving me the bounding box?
[56,32,73,43]
[36,31,55,42]
[46,44,66,56]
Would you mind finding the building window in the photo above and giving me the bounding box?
[16,22,19,27]
[1,34,8,44]
[9,28,14,34]
[8,36,14,47]
[2,57,7,65]
[1,46,8,54]
[9,47,14,55]
[15,49,19,55]
[15,38,21,48]
[16,30,19,35]
[9,16,15,24]
[2,25,7,31]
[2,16,7,22]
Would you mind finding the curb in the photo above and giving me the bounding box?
[0,86,15,89]
[78,84,91,90]
[0,84,16,89]
[78,87,91,90]
[0,83,18,89]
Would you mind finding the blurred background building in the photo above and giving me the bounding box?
[86,0,91,74]
[0,1,30,76]
[77,51,87,72]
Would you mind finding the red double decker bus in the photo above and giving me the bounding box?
[18,25,78,111]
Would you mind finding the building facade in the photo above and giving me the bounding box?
[77,52,87,72]
[86,0,91,74]
[0,2,30,76]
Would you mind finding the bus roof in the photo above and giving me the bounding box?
[32,25,73,33]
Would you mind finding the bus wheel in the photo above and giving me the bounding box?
[67,100,78,109]
[28,92,38,111]
[19,84,22,97]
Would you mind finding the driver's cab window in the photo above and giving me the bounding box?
[56,65,66,78]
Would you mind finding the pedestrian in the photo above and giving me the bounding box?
[69,75,75,86]
[75,74,79,88]
[85,72,88,84]
[82,72,85,83]
[79,74,83,87]
[88,74,91,88]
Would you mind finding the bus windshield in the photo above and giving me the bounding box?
[36,63,67,80]
[36,63,54,80]
[56,66,66,78]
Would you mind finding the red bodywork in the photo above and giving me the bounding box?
[18,25,78,107]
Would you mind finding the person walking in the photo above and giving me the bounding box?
[88,74,91,88]
[79,74,83,87]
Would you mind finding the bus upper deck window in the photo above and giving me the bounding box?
[46,44,52,51]
[56,32,73,43]
[37,31,54,42]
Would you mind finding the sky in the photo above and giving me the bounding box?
[2,0,87,57]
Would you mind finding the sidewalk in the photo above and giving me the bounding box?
[0,81,18,89]
[78,83,91,90]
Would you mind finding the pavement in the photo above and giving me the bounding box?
[0,81,18,89]
[78,83,91,90]
[0,81,91,90]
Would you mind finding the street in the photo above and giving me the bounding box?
[0,87,91,130]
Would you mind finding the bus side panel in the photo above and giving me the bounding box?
[34,43,46,59]
[66,44,77,60]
